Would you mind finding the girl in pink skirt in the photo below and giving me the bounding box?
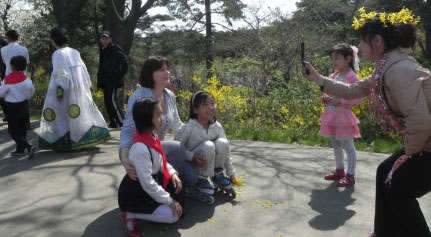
[320,43,362,187]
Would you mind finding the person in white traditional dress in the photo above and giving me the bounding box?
[38,27,110,151]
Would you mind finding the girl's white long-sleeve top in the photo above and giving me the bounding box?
[0,78,34,102]
[129,142,178,205]
[174,119,235,176]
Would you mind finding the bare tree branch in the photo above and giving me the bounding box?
[111,0,125,22]
[138,0,156,16]
[211,22,235,31]
[188,13,206,30]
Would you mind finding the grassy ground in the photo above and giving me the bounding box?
[229,127,403,154]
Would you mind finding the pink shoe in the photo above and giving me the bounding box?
[121,212,140,237]
[337,176,355,187]
[324,170,345,180]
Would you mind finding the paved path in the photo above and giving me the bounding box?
[0,122,430,237]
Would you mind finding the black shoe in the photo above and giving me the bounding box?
[2,118,7,122]
[27,145,36,159]
[11,151,26,156]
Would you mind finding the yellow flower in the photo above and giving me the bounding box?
[352,17,361,30]
[92,90,104,100]
[176,90,193,101]
[293,115,305,126]
[388,13,397,25]
[366,11,378,20]
[192,75,204,88]
[358,7,366,16]
[357,66,374,80]
[232,175,246,187]
[280,105,289,115]
[352,7,420,30]
[380,12,387,26]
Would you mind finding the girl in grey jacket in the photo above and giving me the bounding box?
[175,91,236,198]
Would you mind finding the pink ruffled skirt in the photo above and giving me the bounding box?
[319,108,361,140]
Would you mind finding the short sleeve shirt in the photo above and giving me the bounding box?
[0,42,30,76]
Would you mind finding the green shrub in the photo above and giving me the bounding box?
[175,56,403,153]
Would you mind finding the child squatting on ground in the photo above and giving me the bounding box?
[118,98,184,237]
[0,55,35,159]
[174,91,237,200]
[319,43,362,187]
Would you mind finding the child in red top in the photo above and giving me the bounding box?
[0,55,35,158]
[118,98,184,237]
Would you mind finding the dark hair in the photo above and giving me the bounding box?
[50,27,69,47]
[359,17,416,51]
[329,43,355,71]
[6,30,18,41]
[0,39,7,47]
[10,55,27,71]
[189,91,216,124]
[139,56,170,88]
[133,98,160,133]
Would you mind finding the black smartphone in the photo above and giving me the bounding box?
[301,42,310,75]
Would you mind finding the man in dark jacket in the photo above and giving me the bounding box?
[97,31,129,129]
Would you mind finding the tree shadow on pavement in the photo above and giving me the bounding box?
[82,208,126,237]
[82,192,237,236]
[0,121,109,178]
[308,182,356,230]
[0,147,106,178]
[0,121,39,157]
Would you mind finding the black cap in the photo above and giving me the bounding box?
[100,31,111,38]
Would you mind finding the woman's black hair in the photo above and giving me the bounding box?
[329,43,356,71]
[139,56,170,89]
[359,17,416,51]
[133,98,160,133]
[189,91,216,124]
[50,27,69,47]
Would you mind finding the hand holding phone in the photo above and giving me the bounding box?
[301,42,310,75]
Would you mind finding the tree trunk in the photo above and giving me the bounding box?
[103,0,156,56]
[51,0,89,46]
[205,0,213,78]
